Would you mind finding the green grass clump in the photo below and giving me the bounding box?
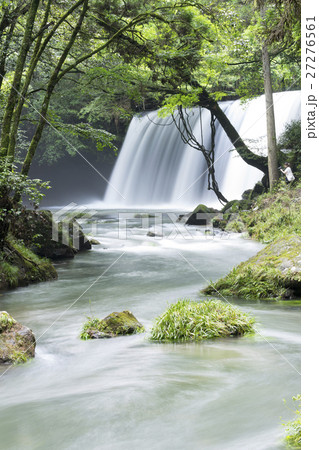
[284,395,301,449]
[0,261,19,288]
[0,311,17,332]
[80,317,103,340]
[150,299,255,341]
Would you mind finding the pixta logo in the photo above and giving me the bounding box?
[52,203,98,250]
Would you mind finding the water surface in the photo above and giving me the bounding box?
[0,215,300,449]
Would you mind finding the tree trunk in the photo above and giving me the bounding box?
[7,0,53,161]
[262,43,279,189]
[0,0,40,159]
[21,0,89,176]
[196,87,269,176]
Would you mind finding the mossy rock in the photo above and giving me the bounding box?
[10,209,91,260]
[221,199,253,214]
[0,236,57,291]
[90,239,101,245]
[150,299,255,341]
[0,311,36,364]
[81,311,144,340]
[202,235,301,300]
[186,204,219,226]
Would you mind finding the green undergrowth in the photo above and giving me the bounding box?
[202,183,301,300]
[0,235,57,289]
[283,395,301,449]
[240,182,301,243]
[150,299,255,341]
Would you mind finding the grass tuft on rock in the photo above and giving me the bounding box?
[150,299,255,341]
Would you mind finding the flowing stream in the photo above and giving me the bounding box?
[0,214,300,450]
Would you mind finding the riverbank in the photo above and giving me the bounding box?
[202,182,301,300]
[0,210,91,291]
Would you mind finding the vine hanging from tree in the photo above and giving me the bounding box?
[172,106,228,205]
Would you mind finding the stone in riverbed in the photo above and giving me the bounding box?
[81,311,144,340]
[90,239,101,245]
[185,204,219,226]
[0,311,36,364]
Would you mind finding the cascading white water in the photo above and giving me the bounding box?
[104,91,301,209]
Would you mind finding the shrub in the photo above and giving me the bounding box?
[150,299,255,341]
[284,395,301,449]
[240,182,301,243]
[277,120,301,179]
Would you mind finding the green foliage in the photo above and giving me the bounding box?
[284,395,301,449]
[0,159,50,210]
[0,261,19,288]
[11,350,28,364]
[241,182,301,243]
[0,311,16,332]
[150,299,255,341]
[0,159,50,247]
[203,265,291,300]
[0,234,57,289]
[80,317,102,340]
[277,120,301,178]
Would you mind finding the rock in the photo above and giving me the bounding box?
[81,311,144,340]
[147,231,162,238]
[90,239,101,245]
[185,204,219,226]
[202,235,301,300]
[10,210,91,260]
[176,214,185,222]
[0,311,36,364]
[0,236,57,291]
[101,311,143,335]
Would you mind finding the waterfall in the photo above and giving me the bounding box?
[104,91,301,209]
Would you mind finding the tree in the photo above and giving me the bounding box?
[0,0,187,174]
[85,0,299,200]
[0,0,300,203]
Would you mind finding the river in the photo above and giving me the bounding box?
[0,212,300,450]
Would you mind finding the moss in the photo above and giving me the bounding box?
[0,311,36,364]
[150,299,255,341]
[240,182,301,243]
[186,204,219,225]
[0,235,57,291]
[81,311,144,340]
[202,235,300,300]
[10,350,29,364]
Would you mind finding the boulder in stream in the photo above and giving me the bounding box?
[0,311,36,364]
[185,204,219,226]
[81,311,144,340]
